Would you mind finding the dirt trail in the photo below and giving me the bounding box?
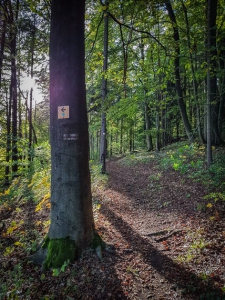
[95,157,225,299]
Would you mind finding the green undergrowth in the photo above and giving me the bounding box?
[90,160,108,192]
[118,152,156,166]
[159,143,225,189]
[120,142,225,192]
[0,142,51,206]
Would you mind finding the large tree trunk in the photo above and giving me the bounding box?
[31,0,95,269]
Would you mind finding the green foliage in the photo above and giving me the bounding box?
[52,259,70,277]
[190,148,225,188]
[0,142,51,205]
[90,161,108,191]
[158,143,225,189]
[159,143,197,172]
[0,177,31,205]
[119,152,155,166]
[149,172,162,181]
[176,228,208,263]
[204,192,225,202]
[0,263,24,299]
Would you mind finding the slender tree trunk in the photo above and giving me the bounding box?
[120,118,123,154]
[165,0,193,143]
[10,35,18,176]
[156,94,160,152]
[181,0,205,143]
[129,127,133,152]
[24,93,28,139]
[5,88,11,186]
[217,38,225,136]
[162,106,166,148]
[144,102,153,151]
[9,0,19,177]
[0,0,6,88]
[206,0,218,166]
[140,43,153,151]
[28,15,36,165]
[28,87,33,163]
[100,2,109,174]
[109,129,113,157]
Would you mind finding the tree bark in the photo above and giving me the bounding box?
[100,2,109,174]
[206,0,220,147]
[165,0,193,143]
[0,0,6,88]
[206,0,219,166]
[144,102,153,151]
[7,0,20,177]
[31,0,95,268]
[5,87,11,186]
[181,0,205,144]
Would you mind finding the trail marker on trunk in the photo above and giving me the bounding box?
[58,106,69,119]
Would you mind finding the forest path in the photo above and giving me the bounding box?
[1,155,225,299]
[94,156,225,299]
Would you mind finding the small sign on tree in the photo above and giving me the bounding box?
[58,106,69,119]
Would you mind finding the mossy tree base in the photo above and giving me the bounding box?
[43,237,76,269]
[29,231,106,269]
[28,236,76,269]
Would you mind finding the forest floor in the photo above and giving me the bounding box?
[1,151,225,299]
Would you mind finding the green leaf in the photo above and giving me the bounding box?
[41,273,46,281]
[52,268,60,276]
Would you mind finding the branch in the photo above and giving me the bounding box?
[108,12,167,53]
[86,12,104,60]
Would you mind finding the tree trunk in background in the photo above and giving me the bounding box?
[120,118,123,154]
[0,0,6,88]
[155,94,160,152]
[140,43,153,152]
[100,2,109,174]
[165,0,193,143]
[31,0,95,268]
[144,102,153,151]
[181,0,205,144]
[206,0,218,166]
[217,36,225,136]
[28,87,33,163]
[206,0,220,147]
[27,15,36,165]
[5,89,11,186]
[9,0,19,177]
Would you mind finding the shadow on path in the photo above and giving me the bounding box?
[101,202,225,299]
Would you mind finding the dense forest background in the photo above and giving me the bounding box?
[1,1,225,298]
[0,0,224,185]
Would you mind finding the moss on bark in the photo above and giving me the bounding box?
[92,231,106,249]
[43,237,76,269]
